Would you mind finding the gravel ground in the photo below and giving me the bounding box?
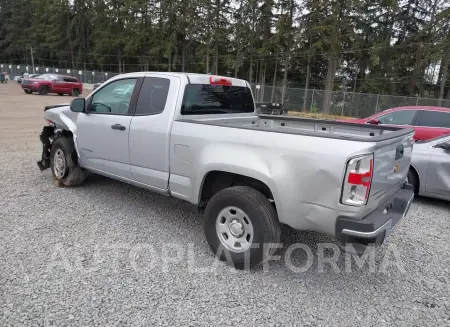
[1,83,450,327]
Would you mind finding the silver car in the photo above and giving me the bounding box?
[408,135,450,201]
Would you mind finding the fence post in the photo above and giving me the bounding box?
[342,91,346,116]
[311,88,315,111]
[416,97,419,105]
[375,94,380,113]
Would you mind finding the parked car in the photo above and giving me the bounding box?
[17,73,39,84]
[92,82,103,91]
[408,135,450,201]
[21,74,83,96]
[346,106,450,141]
[37,72,415,269]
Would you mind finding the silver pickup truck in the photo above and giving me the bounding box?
[37,72,415,269]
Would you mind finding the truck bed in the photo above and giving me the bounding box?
[178,114,414,143]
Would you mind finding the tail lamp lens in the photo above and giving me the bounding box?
[341,154,374,206]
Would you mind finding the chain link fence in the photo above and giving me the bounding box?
[0,63,120,84]
[251,86,450,118]
[2,62,449,117]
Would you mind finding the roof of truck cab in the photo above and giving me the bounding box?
[110,72,249,86]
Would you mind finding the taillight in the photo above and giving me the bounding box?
[341,154,374,206]
[209,76,232,86]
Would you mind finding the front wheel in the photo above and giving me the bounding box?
[204,186,281,269]
[39,86,49,96]
[50,137,86,186]
[72,88,80,97]
[24,90,32,94]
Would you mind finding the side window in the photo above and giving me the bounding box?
[134,77,170,115]
[63,77,77,83]
[418,111,450,128]
[377,110,417,125]
[90,78,137,115]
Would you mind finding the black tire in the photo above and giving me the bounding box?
[39,86,49,96]
[50,137,86,187]
[72,88,80,97]
[407,168,419,194]
[58,93,64,96]
[204,186,281,270]
[24,90,32,94]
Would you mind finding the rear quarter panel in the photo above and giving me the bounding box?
[169,121,384,236]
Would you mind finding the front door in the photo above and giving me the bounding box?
[51,76,67,94]
[374,109,419,135]
[75,78,139,179]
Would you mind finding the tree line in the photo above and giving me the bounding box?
[0,0,449,107]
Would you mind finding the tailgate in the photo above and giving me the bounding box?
[368,131,415,207]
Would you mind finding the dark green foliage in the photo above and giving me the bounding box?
[0,0,448,99]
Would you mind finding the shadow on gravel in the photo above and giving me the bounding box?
[68,173,412,277]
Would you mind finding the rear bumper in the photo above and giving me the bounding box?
[335,183,414,254]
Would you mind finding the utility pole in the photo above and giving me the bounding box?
[30,46,35,74]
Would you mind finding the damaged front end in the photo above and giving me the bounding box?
[37,104,70,172]
[37,123,63,172]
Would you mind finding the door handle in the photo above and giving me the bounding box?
[111,124,126,131]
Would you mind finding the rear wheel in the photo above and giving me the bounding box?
[39,86,49,96]
[204,186,281,269]
[58,93,64,96]
[72,88,80,97]
[50,137,86,187]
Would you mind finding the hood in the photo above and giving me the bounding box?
[44,104,70,112]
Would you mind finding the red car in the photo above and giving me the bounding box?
[21,73,83,96]
[347,106,450,141]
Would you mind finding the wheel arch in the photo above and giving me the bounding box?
[409,163,421,193]
[198,170,277,209]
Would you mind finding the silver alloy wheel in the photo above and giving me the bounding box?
[215,206,254,253]
[53,148,67,179]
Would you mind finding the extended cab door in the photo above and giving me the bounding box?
[128,74,181,191]
[76,78,141,179]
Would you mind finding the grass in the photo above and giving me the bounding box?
[287,111,355,120]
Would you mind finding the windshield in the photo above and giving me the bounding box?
[181,84,254,115]
[36,74,57,80]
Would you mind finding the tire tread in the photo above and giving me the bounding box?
[50,137,86,187]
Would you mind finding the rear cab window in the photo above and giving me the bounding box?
[181,83,254,115]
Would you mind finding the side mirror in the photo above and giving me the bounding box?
[70,98,85,113]
[435,141,450,150]
[367,118,380,125]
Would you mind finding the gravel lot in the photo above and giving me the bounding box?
[1,83,449,327]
